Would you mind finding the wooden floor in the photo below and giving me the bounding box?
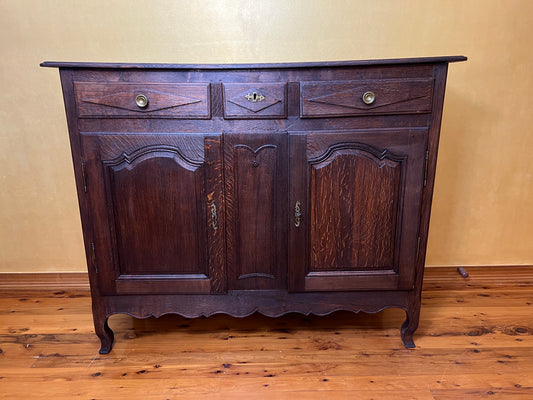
[0,267,532,399]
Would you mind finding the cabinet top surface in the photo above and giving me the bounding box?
[40,56,466,70]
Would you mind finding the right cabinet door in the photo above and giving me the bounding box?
[289,128,428,292]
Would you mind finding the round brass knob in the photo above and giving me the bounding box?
[362,91,376,105]
[135,94,149,108]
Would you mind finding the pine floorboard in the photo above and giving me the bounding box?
[0,266,532,399]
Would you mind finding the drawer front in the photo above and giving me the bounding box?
[301,78,433,118]
[74,82,211,118]
[222,83,287,119]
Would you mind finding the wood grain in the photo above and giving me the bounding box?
[292,129,427,292]
[82,134,226,296]
[222,82,287,119]
[301,78,434,118]
[46,58,465,352]
[40,56,468,70]
[223,133,288,290]
[74,82,211,118]
[0,266,531,399]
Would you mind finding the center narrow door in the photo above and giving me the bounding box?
[224,132,288,290]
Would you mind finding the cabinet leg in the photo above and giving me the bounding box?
[401,306,420,349]
[94,315,114,354]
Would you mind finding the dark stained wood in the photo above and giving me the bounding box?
[40,55,467,69]
[82,134,225,296]
[222,82,287,119]
[403,63,453,348]
[204,135,227,294]
[74,82,211,118]
[309,144,400,270]
[105,139,207,276]
[289,129,427,292]
[300,78,434,117]
[224,133,288,290]
[1,266,532,399]
[42,57,465,352]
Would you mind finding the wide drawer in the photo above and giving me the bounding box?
[222,82,287,119]
[300,78,434,118]
[74,82,211,118]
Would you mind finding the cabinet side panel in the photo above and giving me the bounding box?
[59,69,114,294]
[414,63,450,285]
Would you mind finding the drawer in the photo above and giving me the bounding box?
[74,82,211,118]
[222,83,287,119]
[300,78,433,118]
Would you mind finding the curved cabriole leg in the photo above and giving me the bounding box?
[94,315,114,354]
[401,305,420,348]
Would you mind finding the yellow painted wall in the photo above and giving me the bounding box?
[1,0,532,272]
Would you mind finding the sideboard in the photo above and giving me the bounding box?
[42,56,466,353]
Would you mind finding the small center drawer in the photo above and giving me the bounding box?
[300,78,434,118]
[222,82,287,119]
[74,82,211,118]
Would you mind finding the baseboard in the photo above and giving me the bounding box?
[0,266,531,291]
[424,265,533,280]
[0,272,90,291]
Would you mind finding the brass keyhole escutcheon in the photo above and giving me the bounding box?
[362,91,376,105]
[135,94,149,108]
[245,90,265,103]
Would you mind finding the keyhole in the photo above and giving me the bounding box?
[252,92,258,101]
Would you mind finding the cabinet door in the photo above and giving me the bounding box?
[82,134,225,295]
[224,132,288,290]
[289,128,427,291]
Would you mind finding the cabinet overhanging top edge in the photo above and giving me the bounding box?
[40,56,467,70]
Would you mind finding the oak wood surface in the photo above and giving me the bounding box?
[292,129,427,292]
[74,82,211,118]
[0,266,531,399]
[40,55,467,70]
[81,134,224,296]
[224,133,288,290]
[300,78,434,118]
[44,58,465,351]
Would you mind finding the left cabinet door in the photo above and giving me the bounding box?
[81,133,226,295]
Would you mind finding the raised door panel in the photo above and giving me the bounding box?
[309,144,402,271]
[82,134,225,295]
[289,128,427,292]
[224,133,288,290]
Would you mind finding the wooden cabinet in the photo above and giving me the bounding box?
[42,56,466,353]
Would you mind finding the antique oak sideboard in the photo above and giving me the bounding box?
[42,56,466,353]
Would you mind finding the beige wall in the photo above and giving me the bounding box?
[1,0,532,273]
